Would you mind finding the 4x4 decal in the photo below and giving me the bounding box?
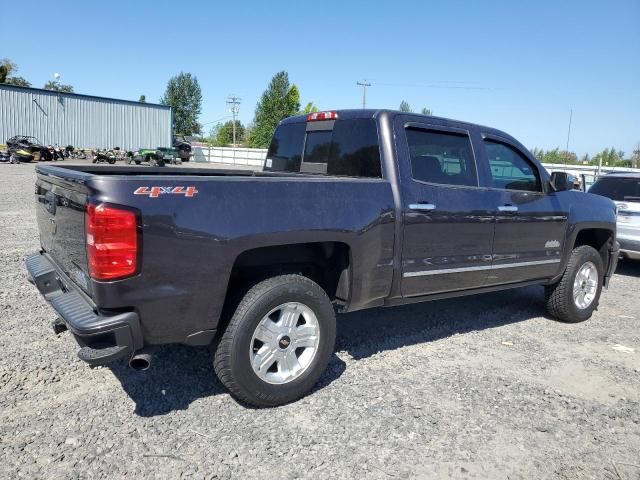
[134,186,199,198]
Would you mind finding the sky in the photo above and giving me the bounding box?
[4,0,639,157]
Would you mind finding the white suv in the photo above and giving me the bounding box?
[590,173,640,260]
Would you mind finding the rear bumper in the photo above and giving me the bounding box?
[25,252,143,366]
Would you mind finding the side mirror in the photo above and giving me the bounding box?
[549,171,573,192]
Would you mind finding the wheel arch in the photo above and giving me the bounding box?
[218,241,353,332]
[551,223,615,284]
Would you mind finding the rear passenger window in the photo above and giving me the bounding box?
[484,140,541,192]
[265,119,382,178]
[405,128,478,187]
[265,123,305,172]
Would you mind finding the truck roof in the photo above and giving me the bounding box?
[281,109,523,149]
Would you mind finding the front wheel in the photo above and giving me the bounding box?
[545,245,604,323]
[213,274,336,407]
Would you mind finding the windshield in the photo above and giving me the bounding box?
[589,176,640,202]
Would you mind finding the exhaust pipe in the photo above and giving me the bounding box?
[129,349,152,371]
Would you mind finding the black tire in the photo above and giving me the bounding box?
[213,274,336,407]
[135,160,141,165]
[545,245,603,323]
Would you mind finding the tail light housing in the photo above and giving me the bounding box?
[86,203,139,280]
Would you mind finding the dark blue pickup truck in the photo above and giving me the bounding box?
[26,110,619,406]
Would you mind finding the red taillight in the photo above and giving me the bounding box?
[306,111,338,122]
[86,204,138,280]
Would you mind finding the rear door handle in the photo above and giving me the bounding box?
[498,205,518,213]
[409,203,436,211]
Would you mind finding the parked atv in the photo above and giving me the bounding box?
[0,149,20,164]
[5,135,48,162]
[128,148,166,167]
[173,135,193,162]
[47,145,65,161]
[92,149,117,164]
[157,147,182,165]
[69,147,87,160]
[8,148,35,162]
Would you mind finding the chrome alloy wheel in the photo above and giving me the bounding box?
[573,261,598,310]
[249,302,320,384]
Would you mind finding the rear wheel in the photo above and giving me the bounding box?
[213,274,336,407]
[545,245,603,323]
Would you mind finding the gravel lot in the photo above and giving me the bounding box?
[1,162,639,480]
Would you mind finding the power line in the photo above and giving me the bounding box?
[226,96,241,146]
[372,81,488,90]
[201,115,233,127]
[356,80,371,108]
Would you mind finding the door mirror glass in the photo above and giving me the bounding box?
[549,171,574,192]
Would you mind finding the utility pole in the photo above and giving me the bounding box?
[356,80,371,109]
[226,96,241,146]
[564,108,573,166]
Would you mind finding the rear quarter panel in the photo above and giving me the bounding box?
[87,174,396,344]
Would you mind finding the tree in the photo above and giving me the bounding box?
[287,84,301,115]
[160,72,203,135]
[44,80,74,93]
[302,102,318,114]
[214,120,245,146]
[421,107,432,116]
[248,71,300,148]
[1,58,31,87]
[530,147,544,161]
[399,100,412,112]
[529,147,578,165]
[631,143,640,169]
[0,58,16,83]
[590,147,622,167]
[4,76,31,87]
[138,95,146,103]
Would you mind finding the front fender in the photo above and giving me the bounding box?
[550,192,616,283]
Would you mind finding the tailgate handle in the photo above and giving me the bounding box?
[44,191,57,215]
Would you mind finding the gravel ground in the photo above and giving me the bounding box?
[1,162,639,480]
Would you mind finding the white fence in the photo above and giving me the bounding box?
[192,146,267,167]
[541,163,640,176]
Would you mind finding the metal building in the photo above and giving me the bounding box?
[0,84,172,150]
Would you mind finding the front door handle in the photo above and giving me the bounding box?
[409,203,436,211]
[498,205,518,213]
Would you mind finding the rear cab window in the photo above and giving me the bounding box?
[264,117,382,178]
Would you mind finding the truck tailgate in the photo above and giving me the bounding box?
[35,171,91,293]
